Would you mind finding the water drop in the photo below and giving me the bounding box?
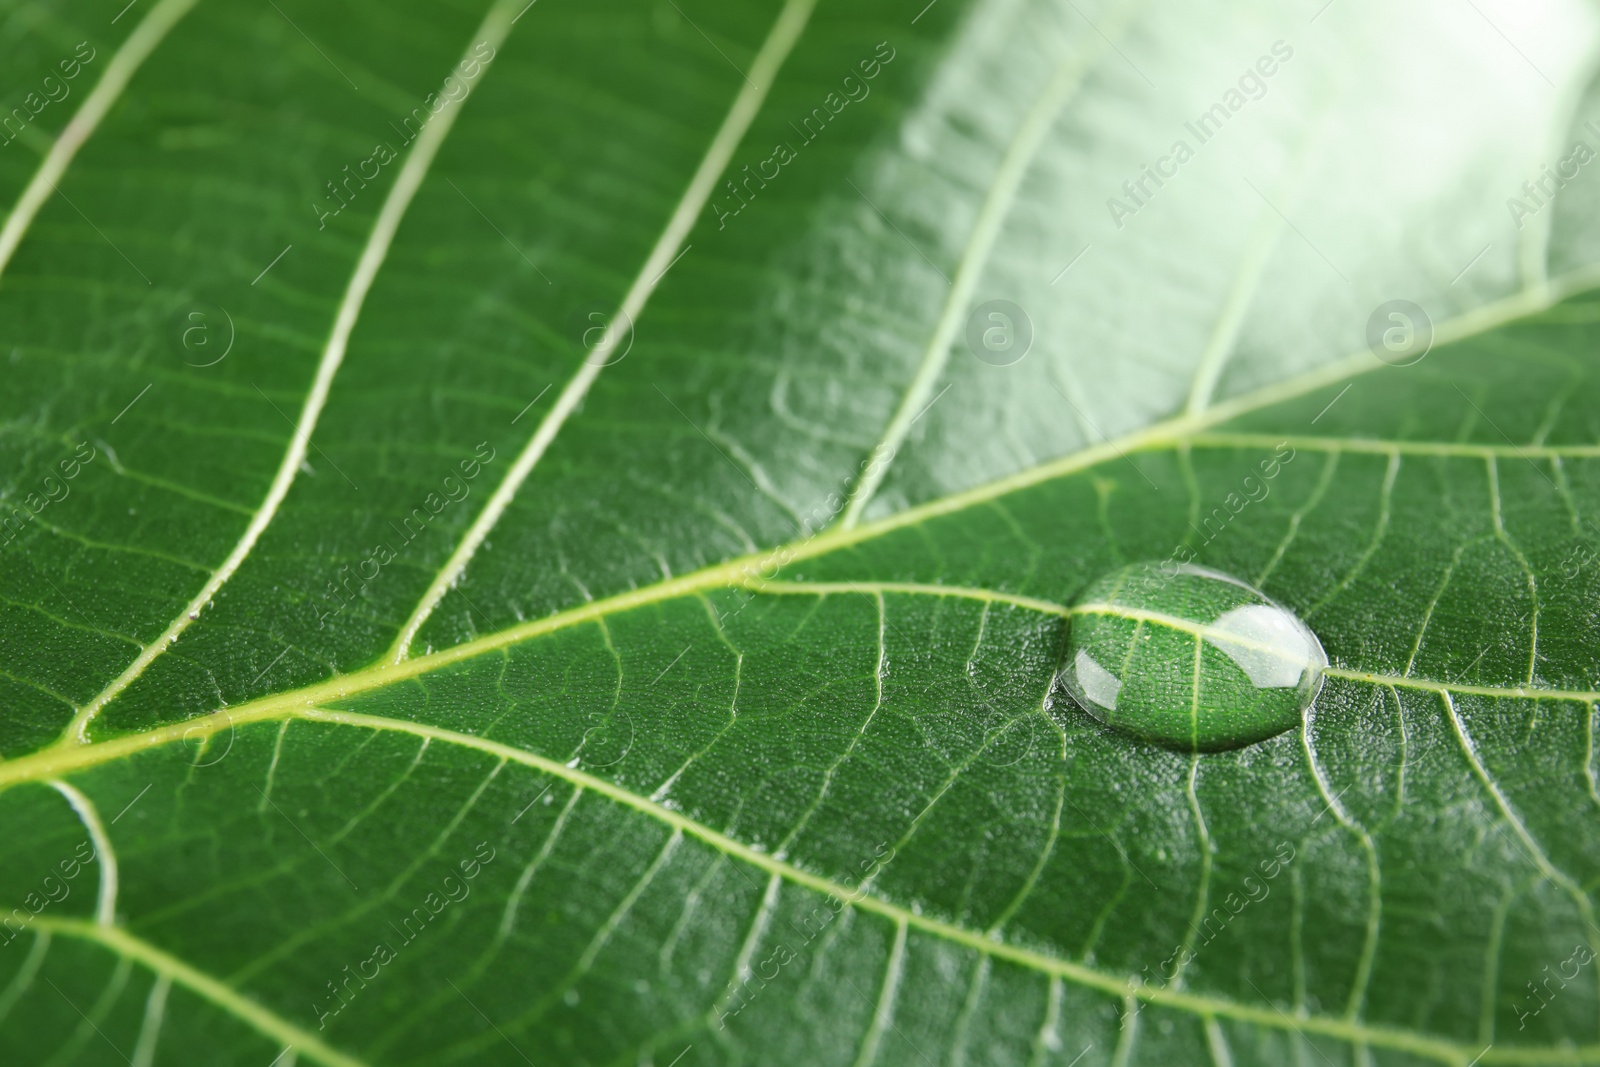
[1058,563,1326,752]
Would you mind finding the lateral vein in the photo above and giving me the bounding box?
[31,709,1596,1066]
[838,0,1141,529]
[34,919,368,1067]
[387,0,821,662]
[26,271,1600,765]
[0,0,202,282]
[63,0,525,742]
[48,779,117,925]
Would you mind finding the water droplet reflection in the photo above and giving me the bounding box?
[1058,563,1327,752]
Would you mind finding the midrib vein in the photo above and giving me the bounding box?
[824,268,1600,550]
[3,259,1593,1067]
[0,0,202,283]
[3,163,1591,1067]
[43,9,1600,738]
[30,273,1600,763]
[26,708,1600,1066]
[63,0,524,743]
[386,0,820,663]
[10,577,1583,789]
[836,0,1141,530]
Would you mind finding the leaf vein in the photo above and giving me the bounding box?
[29,707,1600,1064]
[0,0,201,281]
[64,0,527,741]
[387,0,821,660]
[838,0,1140,528]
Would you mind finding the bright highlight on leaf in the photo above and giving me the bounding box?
[5,0,1600,1064]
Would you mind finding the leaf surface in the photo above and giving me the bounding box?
[4,0,1600,1064]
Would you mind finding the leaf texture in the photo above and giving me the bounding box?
[3,0,1600,1064]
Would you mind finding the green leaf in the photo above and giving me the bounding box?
[4,0,1600,1063]
[1058,560,1331,752]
